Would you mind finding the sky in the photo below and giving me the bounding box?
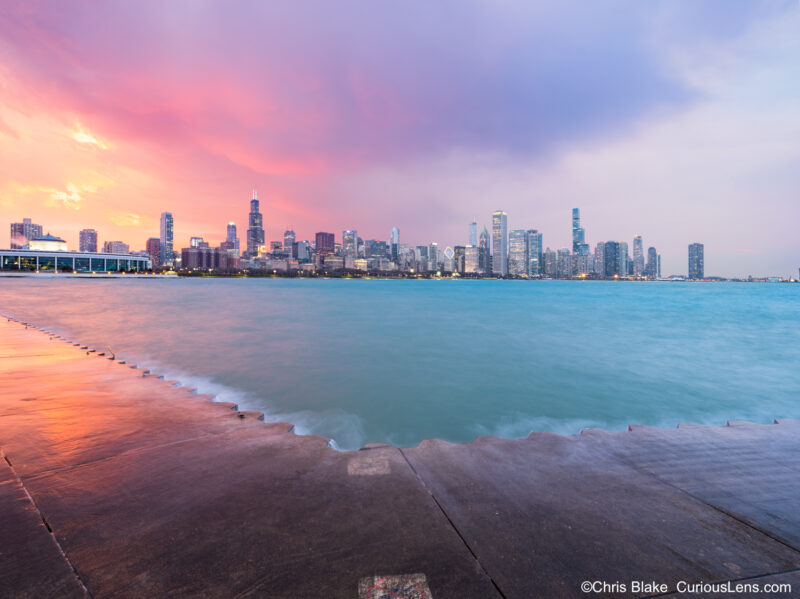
[0,1,798,277]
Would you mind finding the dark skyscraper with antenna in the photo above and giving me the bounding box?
[246,189,265,258]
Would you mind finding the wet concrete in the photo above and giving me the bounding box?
[1,318,798,598]
[0,460,85,598]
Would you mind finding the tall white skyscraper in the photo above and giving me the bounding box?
[469,221,477,246]
[343,230,358,256]
[508,230,528,275]
[492,210,508,276]
[633,235,644,277]
[429,242,438,271]
[390,227,400,263]
[160,212,174,264]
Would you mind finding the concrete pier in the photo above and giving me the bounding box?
[1,318,798,598]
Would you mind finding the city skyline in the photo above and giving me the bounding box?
[6,201,705,280]
[1,2,799,277]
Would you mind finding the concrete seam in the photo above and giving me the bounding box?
[624,458,800,557]
[398,448,508,599]
[1,448,93,598]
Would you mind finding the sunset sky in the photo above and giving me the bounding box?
[1,1,798,277]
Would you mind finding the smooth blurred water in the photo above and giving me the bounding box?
[1,278,798,449]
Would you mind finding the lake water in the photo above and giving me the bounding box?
[1,278,797,449]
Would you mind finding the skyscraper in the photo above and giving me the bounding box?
[492,211,508,276]
[226,222,240,255]
[443,246,455,272]
[543,248,557,276]
[415,245,428,271]
[10,218,43,249]
[508,230,528,275]
[366,240,389,259]
[315,232,335,263]
[464,245,479,273]
[343,230,357,267]
[146,237,162,268]
[469,221,477,247]
[594,242,605,275]
[296,240,310,261]
[603,241,620,277]
[246,190,265,258]
[390,227,400,263]
[478,226,491,273]
[575,252,593,276]
[633,235,644,277]
[79,229,98,252]
[689,243,704,279]
[283,229,296,257]
[342,230,357,254]
[557,248,573,277]
[160,212,174,264]
[618,241,629,277]
[645,246,658,278]
[572,208,585,254]
[527,229,542,276]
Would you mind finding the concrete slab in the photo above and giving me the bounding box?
[0,461,85,598]
[23,432,499,598]
[609,422,800,550]
[402,434,800,598]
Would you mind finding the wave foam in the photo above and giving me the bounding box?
[130,358,367,450]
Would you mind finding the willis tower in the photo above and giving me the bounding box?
[246,189,265,258]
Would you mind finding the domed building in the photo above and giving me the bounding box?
[27,233,68,252]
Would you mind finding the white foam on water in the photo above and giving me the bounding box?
[470,415,624,440]
[126,357,368,450]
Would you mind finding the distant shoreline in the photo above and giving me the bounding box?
[0,272,177,279]
[0,271,795,283]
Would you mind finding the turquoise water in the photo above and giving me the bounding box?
[1,278,797,449]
